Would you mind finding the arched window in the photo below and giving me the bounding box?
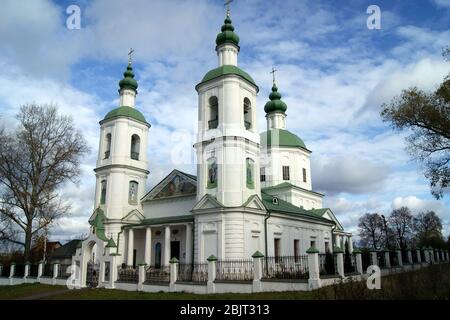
[207,157,217,189]
[244,98,252,130]
[131,134,140,160]
[208,96,218,129]
[128,181,138,205]
[100,180,107,205]
[104,133,111,159]
[246,158,255,189]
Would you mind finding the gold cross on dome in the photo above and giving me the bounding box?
[224,0,234,16]
[128,48,135,64]
[270,67,278,85]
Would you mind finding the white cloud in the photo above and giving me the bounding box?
[431,0,450,8]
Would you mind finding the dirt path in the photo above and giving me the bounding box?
[16,288,81,300]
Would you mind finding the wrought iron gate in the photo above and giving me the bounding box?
[86,260,100,288]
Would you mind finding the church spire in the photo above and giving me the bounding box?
[264,69,288,130]
[118,49,138,107]
[216,1,240,48]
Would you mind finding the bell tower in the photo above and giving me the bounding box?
[194,9,261,207]
[93,55,150,238]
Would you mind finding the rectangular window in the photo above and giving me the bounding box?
[282,166,290,180]
[302,168,307,183]
[260,167,266,182]
[294,240,300,262]
[274,238,281,259]
[310,240,316,249]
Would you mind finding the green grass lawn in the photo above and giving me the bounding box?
[1,263,449,300]
[0,283,68,300]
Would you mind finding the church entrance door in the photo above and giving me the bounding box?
[171,241,180,261]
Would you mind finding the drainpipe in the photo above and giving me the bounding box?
[191,221,195,267]
[264,209,271,272]
[116,227,124,255]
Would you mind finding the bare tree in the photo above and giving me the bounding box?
[0,104,89,261]
[389,207,414,250]
[413,210,443,246]
[358,213,385,250]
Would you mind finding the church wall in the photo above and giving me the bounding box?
[142,196,196,219]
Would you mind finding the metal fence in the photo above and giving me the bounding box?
[177,263,208,283]
[361,252,371,271]
[377,252,386,269]
[389,251,398,267]
[14,264,25,277]
[344,253,357,274]
[1,265,10,277]
[215,259,254,281]
[145,266,170,283]
[262,255,309,280]
[28,264,39,277]
[117,266,138,283]
[412,250,418,264]
[57,264,72,279]
[42,264,53,277]
[319,253,337,276]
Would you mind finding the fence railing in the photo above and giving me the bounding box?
[42,264,53,277]
[377,252,386,269]
[412,250,418,264]
[344,253,357,274]
[14,264,25,277]
[215,259,254,281]
[319,253,337,276]
[28,264,39,277]
[117,266,138,283]
[389,251,399,267]
[57,264,72,279]
[361,252,371,270]
[262,255,309,280]
[145,266,170,283]
[177,263,208,283]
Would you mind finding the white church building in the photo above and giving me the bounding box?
[73,9,352,287]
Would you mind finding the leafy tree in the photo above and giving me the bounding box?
[358,213,385,250]
[0,104,89,261]
[381,50,450,199]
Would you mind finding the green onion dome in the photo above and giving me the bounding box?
[216,15,240,47]
[264,85,287,114]
[119,63,138,91]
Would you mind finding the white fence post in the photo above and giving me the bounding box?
[53,263,59,285]
[370,249,378,266]
[0,264,2,277]
[24,262,30,279]
[416,249,422,264]
[9,263,16,278]
[252,251,264,293]
[37,261,44,279]
[407,249,413,265]
[396,249,403,267]
[353,249,363,274]
[334,246,344,278]
[384,250,391,268]
[207,255,217,294]
[169,258,178,292]
[307,247,321,290]
[138,263,147,291]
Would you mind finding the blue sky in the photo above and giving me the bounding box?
[0,0,449,242]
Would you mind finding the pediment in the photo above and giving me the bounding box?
[142,169,197,202]
[192,194,224,211]
[122,209,145,223]
[243,194,266,211]
[321,209,344,231]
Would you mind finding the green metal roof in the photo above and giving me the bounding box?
[119,63,138,91]
[260,129,308,150]
[261,192,331,223]
[102,106,149,125]
[198,65,258,91]
[131,215,194,227]
[310,208,330,216]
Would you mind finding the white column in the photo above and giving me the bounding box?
[185,223,192,264]
[336,252,344,277]
[348,237,353,253]
[144,227,152,266]
[164,225,171,266]
[127,228,134,266]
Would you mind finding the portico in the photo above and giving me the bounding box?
[124,220,194,268]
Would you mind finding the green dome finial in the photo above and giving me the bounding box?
[119,62,138,92]
[264,84,287,114]
[216,11,240,47]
